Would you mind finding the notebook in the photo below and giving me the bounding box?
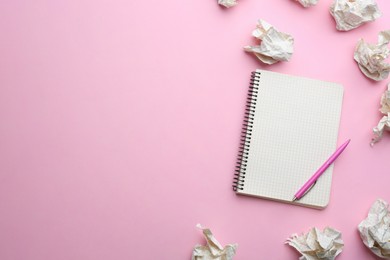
[233,70,344,209]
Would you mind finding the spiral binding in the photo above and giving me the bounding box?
[233,71,260,191]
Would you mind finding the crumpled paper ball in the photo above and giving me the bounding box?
[372,83,390,145]
[380,84,390,114]
[287,227,344,260]
[354,30,390,81]
[358,199,390,258]
[296,0,319,8]
[330,0,381,31]
[244,19,294,65]
[372,114,390,145]
[192,224,237,260]
[218,0,237,8]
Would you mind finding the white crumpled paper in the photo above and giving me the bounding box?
[244,19,294,65]
[372,115,390,144]
[286,227,344,260]
[218,0,237,8]
[358,199,390,258]
[354,30,390,81]
[296,0,319,8]
[329,0,381,31]
[192,224,237,260]
[379,84,390,114]
[372,83,390,145]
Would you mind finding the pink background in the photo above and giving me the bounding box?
[0,0,390,259]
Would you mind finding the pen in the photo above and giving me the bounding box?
[292,139,350,201]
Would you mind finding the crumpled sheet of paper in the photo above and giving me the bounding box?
[372,114,390,145]
[358,199,390,258]
[329,0,381,31]
[354,30,390,81]
[286,227,344,260]
[218,0,237,8]
[296,0,319,8]
[192,224,237,260]
[244,19,294,65]
[372,83,390,145]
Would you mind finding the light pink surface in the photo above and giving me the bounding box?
[0,0,390,259]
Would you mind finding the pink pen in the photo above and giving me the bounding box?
[293,139,350,201]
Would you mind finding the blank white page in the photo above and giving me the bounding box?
[236,70,344,209]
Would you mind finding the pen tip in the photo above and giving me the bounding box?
[292,196,297,202]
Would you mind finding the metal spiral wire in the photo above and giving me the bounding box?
[233,71,260,191]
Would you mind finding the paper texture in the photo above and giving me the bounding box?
[354,31,390,81]
[329,0,381,31]
[218,0,237,8]
[192,224,237,260]
[244,20,294,65]
[372,83,390,145]
[287,227,344,260]
[358,199,390,258]
[379,83,390,114]
[235,70,343,209]
[372,114,390,144]
[296,0,319,8]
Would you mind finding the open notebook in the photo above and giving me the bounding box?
[233,70,344,209]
